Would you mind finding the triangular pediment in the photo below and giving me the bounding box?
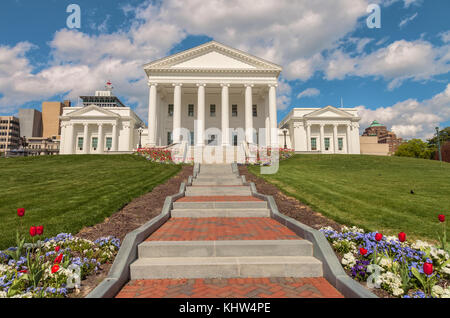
[63,105,120,118]
[305,106,354,119]
[143,41,282,73]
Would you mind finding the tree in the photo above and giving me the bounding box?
[427,127,450,148]
[394,139,435,159]
[434,141,450,163]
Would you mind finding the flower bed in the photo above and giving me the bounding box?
[136,148,173,163]
[0,233,120,298]
[320,220,449,298]
[248,147,295,165]
[0,208,120,298]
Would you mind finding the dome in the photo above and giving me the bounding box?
[369,120,384,127]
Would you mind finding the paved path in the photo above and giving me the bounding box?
[118,164,343,298]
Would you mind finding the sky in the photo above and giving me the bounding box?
[0,0,449,140]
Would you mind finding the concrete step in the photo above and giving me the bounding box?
[185,186,252,196]
[130,256,323,279]
[171,208,270,218]
[138,240,312,258]
[173,201,268,209]
[193,177,242,186]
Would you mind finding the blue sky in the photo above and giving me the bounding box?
[0,0,449,140]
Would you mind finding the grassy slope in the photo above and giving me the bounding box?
[0,155,181,249]
[249,155,450,242]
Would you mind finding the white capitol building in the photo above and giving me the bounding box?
[59,41,361,161]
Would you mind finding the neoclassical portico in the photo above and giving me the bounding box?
[279,106,361,154]
[143,41,281,149]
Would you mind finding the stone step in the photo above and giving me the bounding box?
[130,256,323,279]
[138,240,312,258]
[171,208,270,218]
[173,201,268,209]
[185,186,252,196]
[192,180,243,186]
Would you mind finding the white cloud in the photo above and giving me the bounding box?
[297,88,320,99]
[356,84,450,140]
[403,0,422,8]
[325,40,450,89]
[440,30,450,43]
[399,12,418,28]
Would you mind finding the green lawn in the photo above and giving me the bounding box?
[249,155,450,242]
[0,155,181,249]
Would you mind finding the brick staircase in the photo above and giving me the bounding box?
[129,164,324,281]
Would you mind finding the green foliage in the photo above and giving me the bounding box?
[395,139,435,159]
[427,127,450,148]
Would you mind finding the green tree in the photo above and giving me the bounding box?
[394,139,435,159]
[427,127,450,148]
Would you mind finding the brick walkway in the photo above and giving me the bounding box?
[116,277,343,298]
[145,217,301,241]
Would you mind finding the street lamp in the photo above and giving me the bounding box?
[436,127,442,162]
[138,126,144,149]
[282,128,288,149]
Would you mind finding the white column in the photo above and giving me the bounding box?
[333,124,338,154]
[268,84,278,147]
[319,124,324,153]
[111,124,118,151]
[148,83,158,146]
[244,84,254,144]
[306,123,311,151]
[123,123,131,150]
[264,98,270,147]
[97,123,104,154]
[112,123,118,151]
[172,83,182,144]
[346,124,352,154]
[196,83,206,146]
[221,83,230,146]
[82,123,89,154]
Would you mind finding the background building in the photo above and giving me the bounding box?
[59,87,145,154]
[42,100,70,139]
[362,120,403,154]
[19,108,42,138]
[0,116,20,154]
[24,137,60,156]
[360,136,390,156]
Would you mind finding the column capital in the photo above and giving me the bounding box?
[196,83,206,87]
[172,83,183,87]
[83,123,89,127]
[333,123,339,128]
[319,123,325,128]
[97,123,103,127]
[244,83,254,88]
[268,83,278,88]
[148,81,158,87]
[220,83,230,88]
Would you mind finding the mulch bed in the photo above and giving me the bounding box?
[239,165,391,298]
[72,164,193,297]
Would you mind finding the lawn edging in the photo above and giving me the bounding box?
[235,163,377,298]
[86,180,189,298]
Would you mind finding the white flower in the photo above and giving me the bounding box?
[0,291,7,298]
[379,257,393,268]
[412,240,432,250]
[442,288,450,298]
[341,252,356,269]
[432,285,444,296]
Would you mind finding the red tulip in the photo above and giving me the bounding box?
[18,269,28,273]
[423,262,433,275]
[359,247,368,256]
[375,233,383,241]
[398,232,406,242]
[54,254,63,264]
[17,208,25,217]
[438,214,445,223]
[36,225,44,236]
[29,226,37,237]
[51,264,60,274]
[55,246,61,252]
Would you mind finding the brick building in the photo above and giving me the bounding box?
[362,120,403,154]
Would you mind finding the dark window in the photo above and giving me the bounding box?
[232,105,238,117]
[168,104,174,117]
[188,104,194,117]
[210,104,216,117]
[252,105,257,117]
[167,131,172,145]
